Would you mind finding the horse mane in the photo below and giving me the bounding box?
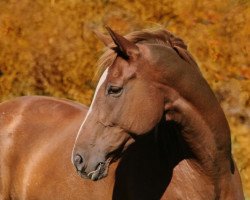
[96,28,198,78]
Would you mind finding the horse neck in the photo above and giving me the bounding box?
[154,116,235,199]
[159,69,233,179]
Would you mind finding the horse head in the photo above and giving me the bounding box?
[72,27,205,181]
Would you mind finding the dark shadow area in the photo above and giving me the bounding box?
[113,120,193,200]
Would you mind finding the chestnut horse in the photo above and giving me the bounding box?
[0,27,244,199]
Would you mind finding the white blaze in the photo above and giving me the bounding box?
[74,68,109,143]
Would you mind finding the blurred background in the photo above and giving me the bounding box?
[0,0,249,198]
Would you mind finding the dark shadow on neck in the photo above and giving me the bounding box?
[113,119,193,200]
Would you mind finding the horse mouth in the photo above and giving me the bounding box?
[87,162,106,181]
[77,158,112,181]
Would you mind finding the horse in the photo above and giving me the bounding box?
[0,27,244,200]
[72,27,244,199]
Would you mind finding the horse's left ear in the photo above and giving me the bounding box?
[106,26,140,60]
[94,30,113,46]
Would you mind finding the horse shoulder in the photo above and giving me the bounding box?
[221,160,245,200]
[161,159,215,200]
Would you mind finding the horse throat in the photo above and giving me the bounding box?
[155,120,192,167]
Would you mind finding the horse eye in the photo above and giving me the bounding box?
[107,85,123,97]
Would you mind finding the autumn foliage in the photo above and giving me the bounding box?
[0,0,249,198]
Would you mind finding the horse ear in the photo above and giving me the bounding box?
[105,26,140,60]
[94,30,113,46]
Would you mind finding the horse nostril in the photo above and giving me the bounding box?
[74,154,83,164]
[74,154,85,171]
